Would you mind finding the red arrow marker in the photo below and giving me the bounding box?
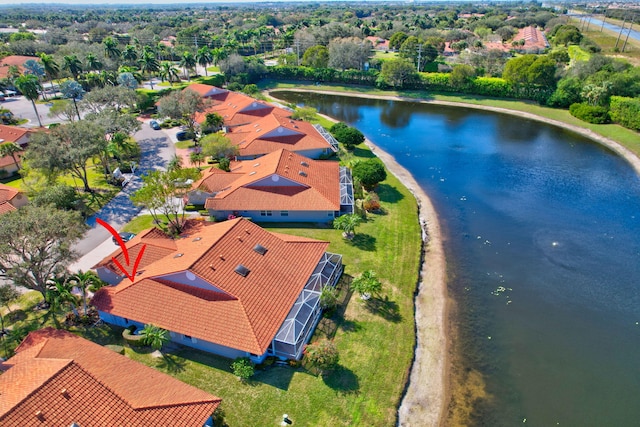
[96,218,147,282]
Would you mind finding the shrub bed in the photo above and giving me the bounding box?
[569,103,610,124]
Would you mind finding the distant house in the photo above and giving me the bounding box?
[92,218,343,362]
[186,84,338,159]
[366,36,390,51]
[0,125,30,176]
[0,328,221,427]
[0,55,40,80]
[512,26,550,53]
[188,149,354,222]
[0,183,27,215]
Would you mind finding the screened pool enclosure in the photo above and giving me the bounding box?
[270,252,343,359]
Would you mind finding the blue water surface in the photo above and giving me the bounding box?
[279,92,640,426]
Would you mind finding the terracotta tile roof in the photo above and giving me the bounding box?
[226,114,333,157]
[193,166,244,194]
[195,92,280,127]
[184,83,229,99]
[0,151,24,169]
[93,218,329,354]
[200,149,340,212]
[0,125,29,144]
[0,183,20,203]
[514,26,549,50]
[0,328,221,427]
[93,227,178,270]
[0,201,17,215]
[0,56,39,79]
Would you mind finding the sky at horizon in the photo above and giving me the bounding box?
[2,0,492,5]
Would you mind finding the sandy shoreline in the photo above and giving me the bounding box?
[365,140,449,427]
[268,88,640,426]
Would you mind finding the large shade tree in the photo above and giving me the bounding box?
[157,89,208,143]
[27,121,107,192]
[14,74,43,127]
[0,205,85,301]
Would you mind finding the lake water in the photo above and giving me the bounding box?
[277,92,640,426]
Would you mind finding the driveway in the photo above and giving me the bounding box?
[69,120,175,271]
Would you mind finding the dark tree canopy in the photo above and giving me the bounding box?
[352,158,387,190]
[0,205,85,299]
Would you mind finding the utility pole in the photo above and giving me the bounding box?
[295,39,300,66]
[615,17,627,50]
[416,44,422,73]
[621,17,635,53]
[600,10,606,32]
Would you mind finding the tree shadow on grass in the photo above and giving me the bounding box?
[322,365,360,394]
[252,365,297,391]
[352,146,376,159]
[349,233,376,251]
[377,183,404,203]
[156,353,187,373]
[364,295,402,323]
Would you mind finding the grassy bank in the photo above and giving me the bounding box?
[262,80,640,158]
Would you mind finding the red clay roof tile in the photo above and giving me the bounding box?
[0,328,221,426]
[92,218,329,354]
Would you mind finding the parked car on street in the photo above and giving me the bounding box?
[149,120,160,130]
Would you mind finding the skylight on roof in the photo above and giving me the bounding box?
[173,253,184,258]
[300,161,309,167]
[253,244,268,255]
[299,171,307,177]
[234,264,250,277]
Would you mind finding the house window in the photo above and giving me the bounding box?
[260,210,272,216]
[184,334,191,340]
[123,318,129,325]
[281,211,289,217]
[191,337,198,344]
[328,211,334,217]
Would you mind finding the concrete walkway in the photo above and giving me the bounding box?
[69,121,176,272]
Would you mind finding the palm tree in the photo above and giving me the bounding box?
[350,270,382,300]
[103,36,121,60]
[0,142,23,172]
[118,65,143,84]
[204,112,224,132]
[138,51,159,89]
[140,324,169,351]
[211,47,228,66]
[14,74,43,127]
[38,52,60,94]
[60,80,84,121]
[121,45,138,66]
[196,46,213,76]
[69,270,100,316]
[158,61,179,86]
[85,53,103,73]
[46,275,79,318]
[179,51,196,81]
[62,54,83,80]
[333,213,362,239]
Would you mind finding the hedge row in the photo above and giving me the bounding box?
[609,96,640,131]
[569,103,611,124]
[264,66,551,102]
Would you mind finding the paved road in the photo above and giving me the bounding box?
[70,121,176,271]
[1,95,59,128]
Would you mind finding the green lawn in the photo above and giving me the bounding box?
[568,45,591,63]
[71,143,422,426]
